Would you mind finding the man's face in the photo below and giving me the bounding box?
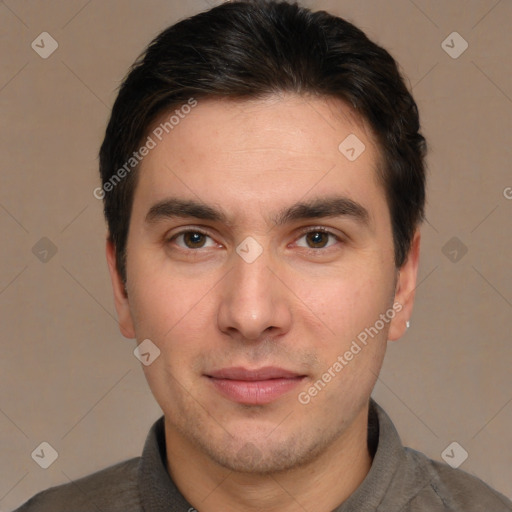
[109,95,415,473]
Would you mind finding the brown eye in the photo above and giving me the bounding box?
[172,231,215,249]
[305,231,330,248]
[295,229,339,250]
[183,232,207,248]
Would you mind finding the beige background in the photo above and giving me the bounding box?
[1,0,511,509]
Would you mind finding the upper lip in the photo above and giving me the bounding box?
[207,366,304,381]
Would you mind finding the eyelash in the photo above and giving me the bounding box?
[293,227,341,251]
[166,226,342,252]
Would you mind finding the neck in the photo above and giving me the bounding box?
[165,403,372,512]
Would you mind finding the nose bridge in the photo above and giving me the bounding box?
[217,245,291,340]
[236,252,272,297]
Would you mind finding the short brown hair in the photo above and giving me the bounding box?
[99,0,427,283]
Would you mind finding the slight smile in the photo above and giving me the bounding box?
[206,366,307,405]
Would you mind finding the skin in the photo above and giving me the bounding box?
[106,94,420,512]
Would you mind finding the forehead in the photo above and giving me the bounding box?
[146,94,379,164]
[133,94,386,225]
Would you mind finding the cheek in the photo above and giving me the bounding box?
[127,257,213,348]
[293,262,393,344]
[129,272,215,403]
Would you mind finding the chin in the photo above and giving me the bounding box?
[197,429,331,475]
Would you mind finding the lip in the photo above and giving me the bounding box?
[206,366,306,405]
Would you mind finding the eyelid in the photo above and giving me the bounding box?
[167,226,211,239]
[292,226,343,250]
[295,225,343,240]
[166,226,219,247]
[297,225,338,234]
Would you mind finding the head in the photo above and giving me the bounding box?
[101,0,426,474]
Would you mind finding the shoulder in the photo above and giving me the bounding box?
[404,447,512,511]
[13,457,141,512]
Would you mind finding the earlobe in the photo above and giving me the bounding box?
[105,235,136,339]
[388,229,421,341]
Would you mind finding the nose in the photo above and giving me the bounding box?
[216,249,292,342]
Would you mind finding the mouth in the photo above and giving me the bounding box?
[205,366,307,405]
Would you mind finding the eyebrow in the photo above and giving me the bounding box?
[145,196,370,227]
[272,196,370,226]
[145,198,227,225]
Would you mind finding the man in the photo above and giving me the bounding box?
[15,1,512,511]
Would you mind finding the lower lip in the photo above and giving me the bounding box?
[207,376,305,405]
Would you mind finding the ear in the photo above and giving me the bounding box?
[106,235,136,339]
[388,229,421,341]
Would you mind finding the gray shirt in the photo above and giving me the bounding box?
[13,400,512,511]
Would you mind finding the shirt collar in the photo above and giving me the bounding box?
[138,416,192,511]
[333,399,408,511]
